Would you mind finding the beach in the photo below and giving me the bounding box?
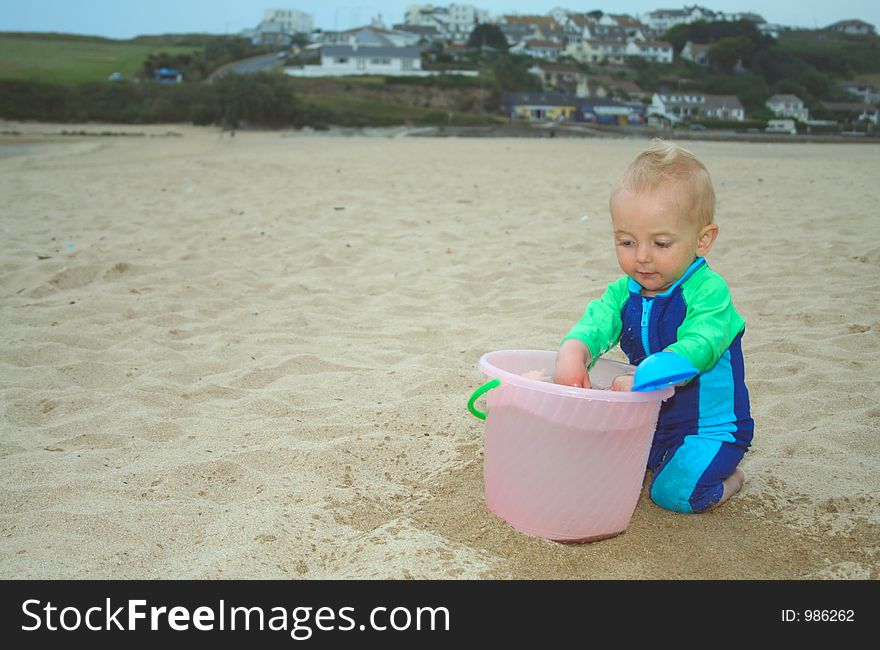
[1,123,878,579]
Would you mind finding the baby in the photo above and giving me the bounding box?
[554,140,754,513]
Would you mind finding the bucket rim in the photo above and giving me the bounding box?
[478,349,674,403]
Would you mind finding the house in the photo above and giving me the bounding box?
[825,19,876,35]
[766,94,810,121]
[609,14,649,40]
[528,64,583,91]
[577,76,648,101]
[243,9,315,46]
[502,91,578,122]
[758,23,783,39]
[263,8,314,34]
[405,4,492,43]
[578,97,646,125]
[499,22,535,46]
[859,108,879,124]
[824,101,876,122]
[564,39,627,65]
[392,23,443,43]
[838,81,880,104]
[502,91,645,125]
[511,39,563,61]
[700,95,745,120]
[651,91,745,122]
[242,21,293,47]
[624,40,674,63]
[641,5,717,33]
[680,41,710,65]
[285,44,422,76]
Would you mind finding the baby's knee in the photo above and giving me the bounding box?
[650,473,722,514]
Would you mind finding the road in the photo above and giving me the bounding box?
[210,53,284,80]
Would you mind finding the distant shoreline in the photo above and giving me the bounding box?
[1,121,878,144]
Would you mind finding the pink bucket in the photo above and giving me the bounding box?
[468,350,673,543]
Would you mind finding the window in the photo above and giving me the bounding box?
[335,57,349,63]
[371,58,391,65]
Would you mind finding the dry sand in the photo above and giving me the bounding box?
[1,122,878,579]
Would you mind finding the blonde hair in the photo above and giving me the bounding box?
[611,139,716,227]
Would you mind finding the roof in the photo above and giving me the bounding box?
[824,101,873,112]
[703,94,743,109]
[766,94,804,104]
[591,76,645,95]
[502,15,558,28]
[630,40,673,48]
[684,41,711,53]
[609,14,646,29]
[570,15,595,28]
[393,24,440,35]
[827,19,874,28]
[322,45,421,58]
[525,39,562,48]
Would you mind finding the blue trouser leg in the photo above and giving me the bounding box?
[649,435,746,513]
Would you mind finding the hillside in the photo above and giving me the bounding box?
[0,32,203,83]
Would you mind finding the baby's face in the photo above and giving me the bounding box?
[610,183,711,296]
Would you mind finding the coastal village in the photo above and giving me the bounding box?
[233,4,879,132]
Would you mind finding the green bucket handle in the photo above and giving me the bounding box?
[467,377,501,420]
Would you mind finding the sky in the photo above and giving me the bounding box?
[0,1,877,40]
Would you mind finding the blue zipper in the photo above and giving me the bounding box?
[640,297,653,355]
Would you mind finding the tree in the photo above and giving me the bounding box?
[708,35,754,74]
[467,23,508,50]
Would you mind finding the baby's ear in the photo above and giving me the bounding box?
[697,223,719,255]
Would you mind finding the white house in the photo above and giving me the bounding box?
[286,44,423,76]
[264,8,314,34]
[641,5,717,33]
[681,40,710,65]
[511,39,562,61]
[766,94,810,121]
[404,4,492,42]
[625,40,674,63]
[839,81,880,104]
[651,91,745,122]
[826,19,876,35]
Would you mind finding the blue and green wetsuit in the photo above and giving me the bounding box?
[563,258,754,513]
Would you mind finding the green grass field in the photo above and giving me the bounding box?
[0,33,202,83]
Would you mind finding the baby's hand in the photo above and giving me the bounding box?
[554,355,590,388]
[611,374,635,392]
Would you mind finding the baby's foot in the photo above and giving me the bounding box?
[716,468,745,508]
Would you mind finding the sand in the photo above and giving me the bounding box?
[1,122,878,579]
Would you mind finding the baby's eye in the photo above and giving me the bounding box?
[617,240,634,247]
[655,241,672,248]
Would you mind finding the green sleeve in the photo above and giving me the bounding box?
[665,270,746,372]
[561,277,629,364]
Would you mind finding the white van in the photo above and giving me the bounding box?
[765,119,797,135]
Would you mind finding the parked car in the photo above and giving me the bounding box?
[689,123,708,131]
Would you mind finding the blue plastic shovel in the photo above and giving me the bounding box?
[631,352,699,392]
